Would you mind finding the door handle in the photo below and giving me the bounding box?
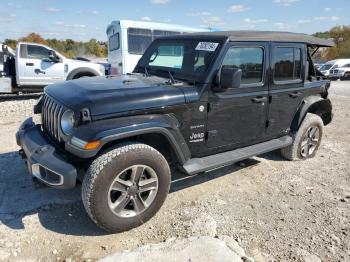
[252,96,268,103]
[26,62,34,66]
[289,92,302,98]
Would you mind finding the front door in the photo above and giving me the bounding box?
[17,44,65,86]
[206,42,269,150]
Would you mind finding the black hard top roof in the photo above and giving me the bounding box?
[187,30,334,47]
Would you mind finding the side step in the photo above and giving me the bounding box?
[183,136,292,175]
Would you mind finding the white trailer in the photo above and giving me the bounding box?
[106,20,207,75]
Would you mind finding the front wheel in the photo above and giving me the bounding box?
[281,113,324,161]
[82,143,171,233]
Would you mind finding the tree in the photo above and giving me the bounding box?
[3,39,17,49]
[19,33,48,45]
[4,32,108,58]
[313,25,350,61]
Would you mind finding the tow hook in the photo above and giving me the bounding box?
[19,149,25,159]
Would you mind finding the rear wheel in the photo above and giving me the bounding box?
[82,143,171,233]
[342,72,350,80]
[281,113,324,160]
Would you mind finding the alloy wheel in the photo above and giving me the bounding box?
[107,165,159,217]
[300,126,320,158]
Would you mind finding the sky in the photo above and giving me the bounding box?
[0,0,348,42]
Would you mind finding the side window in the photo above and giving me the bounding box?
[0,52,4,65]
[127,28,152,55]
[24,45,51,60]
[222,47,264,85]
[153,30,180,39]
[109,33,119,51]
[344,64,350,67]
[20,44,28,58]
[274,47,302,82]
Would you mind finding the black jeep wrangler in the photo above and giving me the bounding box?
[16,31,333,233]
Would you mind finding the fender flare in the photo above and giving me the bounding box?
[65,114,191,164]
[291,96,332,131]
[66,67,100,80]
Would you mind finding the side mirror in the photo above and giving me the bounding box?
[48,50,60,63]
[219,66,242,90]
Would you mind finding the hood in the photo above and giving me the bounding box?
[46,74,195,117]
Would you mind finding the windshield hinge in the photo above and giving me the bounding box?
[144,66,150,77]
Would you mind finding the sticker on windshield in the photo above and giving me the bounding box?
[195,42,219,52]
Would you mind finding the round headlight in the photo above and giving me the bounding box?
[61,109,75,135]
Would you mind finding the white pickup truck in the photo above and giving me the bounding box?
[0,42,105,93]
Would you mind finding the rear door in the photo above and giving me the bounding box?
[206,42,269,150]
[266,43,305,138]
[16,43,65,86]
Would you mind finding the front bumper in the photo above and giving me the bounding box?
[16,117,77,189]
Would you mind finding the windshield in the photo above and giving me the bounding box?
[320,63,334,71]
[134,39,221,83]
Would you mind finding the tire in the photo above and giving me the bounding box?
[341,72,350,80]
[281,113,324,161]
[82,142,171,233]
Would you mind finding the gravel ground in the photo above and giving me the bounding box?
[100,236,251,262]
[0,81,349,261]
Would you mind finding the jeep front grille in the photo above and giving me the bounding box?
[41,94,64,143]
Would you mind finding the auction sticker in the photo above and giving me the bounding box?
[195,42,219,52]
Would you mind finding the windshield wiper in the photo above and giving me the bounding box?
[165,71,183,86]
[168,70,175,84]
